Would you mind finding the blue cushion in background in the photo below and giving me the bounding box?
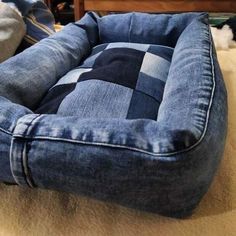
[0,12,227,218]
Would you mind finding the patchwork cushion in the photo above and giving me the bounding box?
[0,12,227,218]
[36,43,174,121]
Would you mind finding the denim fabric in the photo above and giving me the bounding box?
[0,12,227,218]
[36,42,173,117]
[99,12,204,47]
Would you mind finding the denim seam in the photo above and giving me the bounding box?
[9,138,17,184]
[0,127,12,135]
[9,137,27,186]
[22,142,35,188]
[128,13,134,43]
[11,114,41,186]
[20,114,41,186]
[23,114,42,137]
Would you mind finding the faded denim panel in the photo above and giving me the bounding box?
[140,52,170,80]
[52,68,93,87]
[157,14,214,143]
[106,42,150,51]
[57,80,133,118]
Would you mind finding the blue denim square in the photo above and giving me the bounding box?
[57,80,133,118]
[136,72,165,102]
[127,90,159,120]
[140,52,170,82]
[147,45,174,62]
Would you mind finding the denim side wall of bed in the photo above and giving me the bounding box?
[0,12,227,217]
[0,12,99,182]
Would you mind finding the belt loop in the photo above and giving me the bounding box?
[9,114,40,187]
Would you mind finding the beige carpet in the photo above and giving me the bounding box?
[0,47,235,236]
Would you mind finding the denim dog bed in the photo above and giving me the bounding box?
[0,12,227,218]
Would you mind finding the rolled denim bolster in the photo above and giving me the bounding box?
[0,12,227,218]
[0,12,99,109]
